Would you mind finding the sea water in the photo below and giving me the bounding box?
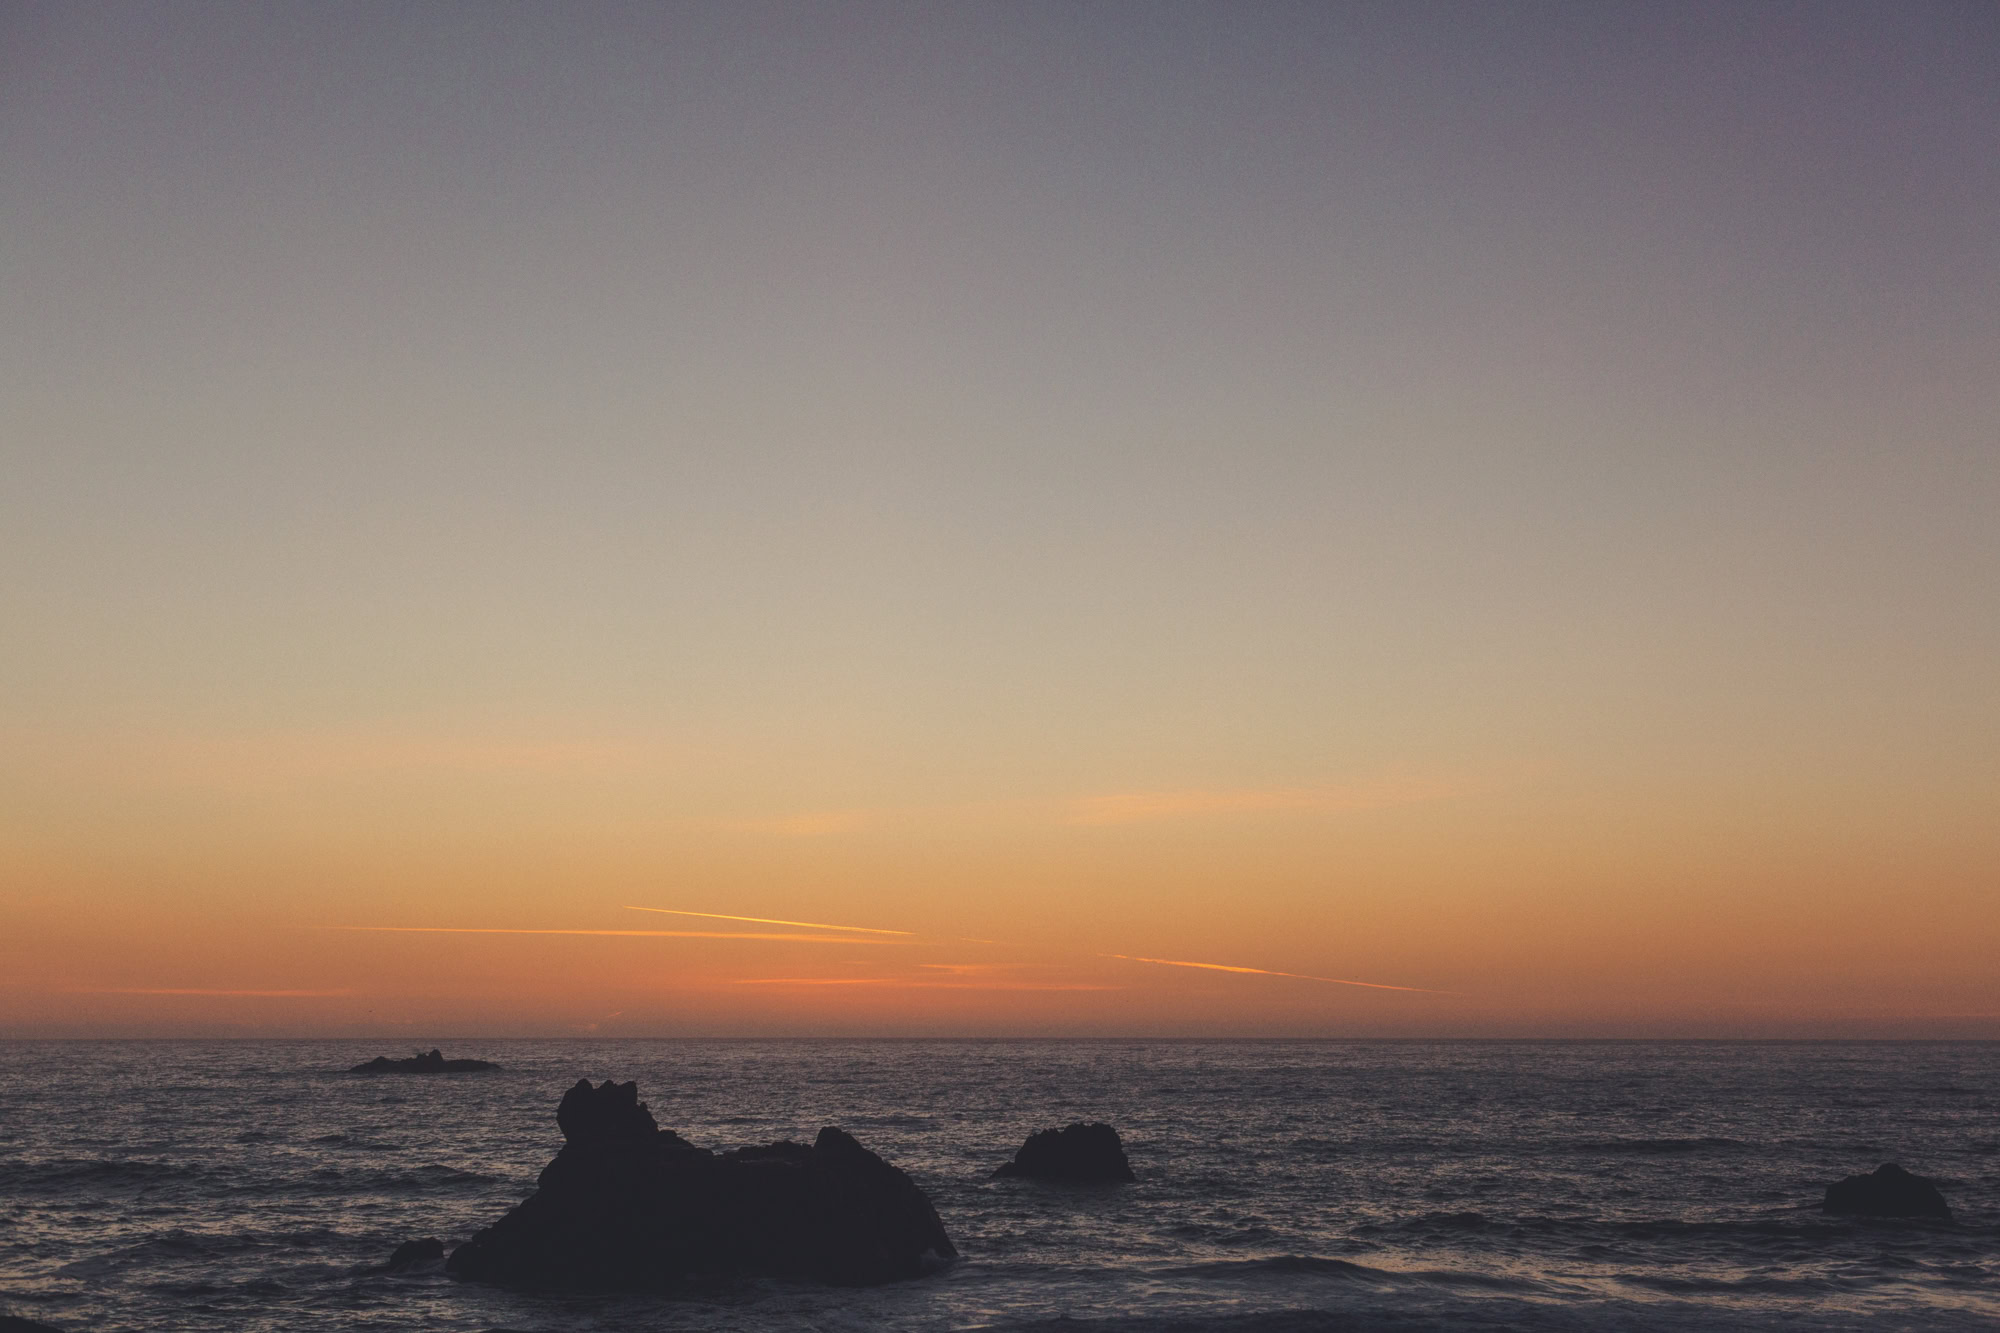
[1,1040,1994,1331]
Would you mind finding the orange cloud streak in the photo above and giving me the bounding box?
[322,927,891,944]
[623,906,914,936]
[731,978,1121,991]
[70,987,355,997]
[1104,954,1450,993]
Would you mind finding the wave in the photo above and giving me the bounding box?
[1353,1209,1992,1253]
[283,1164,497,1195]
[1605,1215,1960,1241]
[984,1319,1525,1333]
[0,1157,194,1192]
[54,1229,266,1278]
[1163,1255,1386,1282]
[308,1132,400,1150]
[1287,1136,1342,1152]
[1380,1209,1493,1232]
[1570,1136,1748,1154]
[1621,1271,1852,1296]
[1161,1254,1548,1294]
[144,1276,296,1300]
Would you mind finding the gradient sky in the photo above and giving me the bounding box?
[3,1,1996,1037]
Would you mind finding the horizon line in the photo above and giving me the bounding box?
[3,1033,1994,1043]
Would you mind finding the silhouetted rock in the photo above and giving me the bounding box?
[0,1317,65,1333]
[555,1074,661,1145]
[447,1078,956,1289]
[349,1048,500,1074]
[992,1123,1135,1182]
[385,1237,446,1271]
[1821,1162,1951,1219]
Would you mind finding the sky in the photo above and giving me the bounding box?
[2,1,1996,1038]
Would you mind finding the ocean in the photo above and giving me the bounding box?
[1,1040,1994,1331]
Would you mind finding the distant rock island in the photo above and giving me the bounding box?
[447,1078,955,1288]
[348,1049,500,1074]
[992,1122,1136,1182]
[1822,1162,1952,1219]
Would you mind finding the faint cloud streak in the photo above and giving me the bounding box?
[70,987,355,997]
[1104,954,1451,994]
[1069,777,1456,826]
[731,978,1121,991]
[624,906,912,936]
[321,927,891,944]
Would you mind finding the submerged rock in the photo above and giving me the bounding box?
[349,1049,500,1074]
[447,1078,956,1289]
[385,1237,446,1272]
[992,1123,1135,1182]
[1821,1162,1951,1219]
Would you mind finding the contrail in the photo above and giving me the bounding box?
[318,922,1445,990]
[322,927,890,944]
[1103,954,1450,993]
[624,906,914,936]
[731,978,1122,991]
[71,987,355,997]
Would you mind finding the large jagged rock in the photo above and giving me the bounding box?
[1821,1162,1952,1219]
[447,1079,956,1289]
[992,1122,1135,1182]
[349,1048,500,1074]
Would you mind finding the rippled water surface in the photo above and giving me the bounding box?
[1,1040,1995,1330]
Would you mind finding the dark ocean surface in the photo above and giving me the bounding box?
[1,1040,1995,1331]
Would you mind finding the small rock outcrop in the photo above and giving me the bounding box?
[446,1078,956,1289]
[349,1049,500,1074]
[0,1318,65,1333]
[385,1237,445,1271]
[992,1123,1135,1182]
[1821,1162,1951,1219]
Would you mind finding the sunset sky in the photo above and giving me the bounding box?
[3,2,1995,1037]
